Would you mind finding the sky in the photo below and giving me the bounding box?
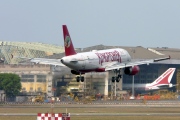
[0,0,180,48]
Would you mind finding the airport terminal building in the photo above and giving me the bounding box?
[0,41,180,101]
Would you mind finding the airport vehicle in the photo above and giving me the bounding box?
[123,68,176,91]
[28,25,170,82]
[34,96,44,102]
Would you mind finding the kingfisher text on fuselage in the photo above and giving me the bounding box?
[95,50,121,65]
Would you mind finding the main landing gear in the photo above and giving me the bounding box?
[71,70,85,82]
[76,72,84,82]
[111,69,122,82]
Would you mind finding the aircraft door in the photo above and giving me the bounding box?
[121,50,131,63]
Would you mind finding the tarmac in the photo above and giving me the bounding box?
[1,100,180,116]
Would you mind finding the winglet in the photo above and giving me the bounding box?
[62,25,77,56]
[153,55,171,62]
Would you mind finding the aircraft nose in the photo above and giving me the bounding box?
[61,57,69,65]
[61,57,71,65]
[61,58,64,64]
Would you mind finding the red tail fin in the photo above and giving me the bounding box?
[153,68,176,84]
[62,25,76,56]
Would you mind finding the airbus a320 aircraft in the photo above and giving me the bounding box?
[123,68,176,91]
[28,25,170,82]
[60,25,171,82]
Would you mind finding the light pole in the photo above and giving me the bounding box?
[114,78,116,100]
[130,48,135,99]
[130,75,135,99]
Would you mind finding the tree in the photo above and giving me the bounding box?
[0,73,22,97]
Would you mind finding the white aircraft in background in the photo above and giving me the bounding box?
[123,68,176,91]
[24,25,170,82]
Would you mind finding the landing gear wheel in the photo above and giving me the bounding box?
[112,77,115,82]
[116,77,120,82]
[76,76,80,82]
[117,74,122,79]
[81,76,84,82]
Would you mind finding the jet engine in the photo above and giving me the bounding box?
[124,65,140,75]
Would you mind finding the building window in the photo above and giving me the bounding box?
[154,75,158,79]
[37,75,46,82]
[22,75,34,78]
[21,74,34,82]
[141,75,145,79]
[140,80,146,83]
[37,87,42,92]
[135,79,140,83]
[21,79,27,82]
[30,87,33,92]
[147,80,152,83]
[28,79,34,82]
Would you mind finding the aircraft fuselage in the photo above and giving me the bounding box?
[61,48,131,72]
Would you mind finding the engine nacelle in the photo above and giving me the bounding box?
[124,65,140,75]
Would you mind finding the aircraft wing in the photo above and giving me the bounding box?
[30,58,65,66]
[12,55,65,66]
[105,56,170,71]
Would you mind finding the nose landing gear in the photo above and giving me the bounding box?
[76,74,84,82]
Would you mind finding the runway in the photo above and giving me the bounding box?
[0,113,180,116]
[1,100,180,118]
[1,102,180,108]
